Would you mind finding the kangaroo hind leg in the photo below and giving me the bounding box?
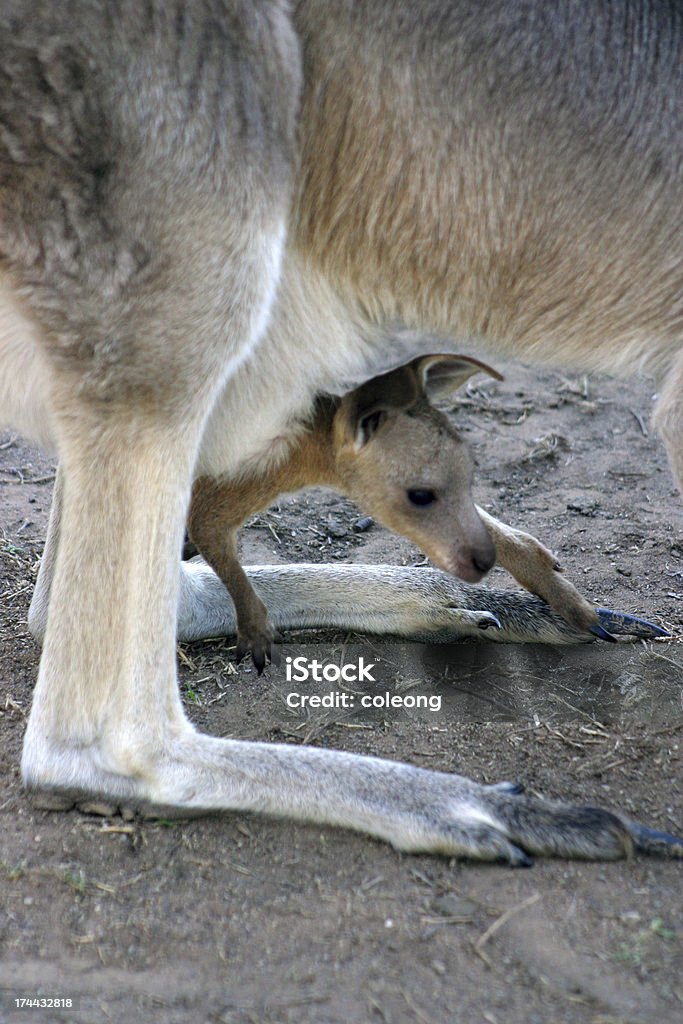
[654,350,683,503]
[6,5,300,806]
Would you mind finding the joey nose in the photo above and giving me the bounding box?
[453,536,496,583]
[471,540,496,577]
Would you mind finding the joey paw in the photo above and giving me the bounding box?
[235,622,279,675]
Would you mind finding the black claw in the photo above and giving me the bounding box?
[478,615,502,631]
[235,636,275,673]
[252,647,270,679]
[507,847,534,868]
[590,623,618,643]
[490,780,525,795]
[596,607,670,639]
[503,781,525,795]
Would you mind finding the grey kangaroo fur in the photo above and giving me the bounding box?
[188,353,602,671]
[1,1,681,863]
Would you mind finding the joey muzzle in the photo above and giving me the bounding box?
[455,534,496,582]
[448,512,496,583]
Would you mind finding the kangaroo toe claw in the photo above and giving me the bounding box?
[477,613,502,631]
[491,781,526,795]
[596,607,670,638]
[590,623,618,642]
[507,847,534,868]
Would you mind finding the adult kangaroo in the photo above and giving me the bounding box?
[1,1,681,864]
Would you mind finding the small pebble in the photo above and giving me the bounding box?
[353,516,374,532]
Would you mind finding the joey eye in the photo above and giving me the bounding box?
[407,488,437,507]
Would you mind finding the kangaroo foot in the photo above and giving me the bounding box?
[23,733,683,864]
[478,783,683,864]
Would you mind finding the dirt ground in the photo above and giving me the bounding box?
[0,358,681,1024]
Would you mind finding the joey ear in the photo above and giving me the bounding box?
[335,396,390,451]
[336,364,420,450]
[412,354,503,398]
[355,407,387,449]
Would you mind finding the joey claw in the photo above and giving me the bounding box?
[234,641,267,671]
[234,622,277,673]
[235,640,270,673]
[596,607,670,639]
[252,647,267,676]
